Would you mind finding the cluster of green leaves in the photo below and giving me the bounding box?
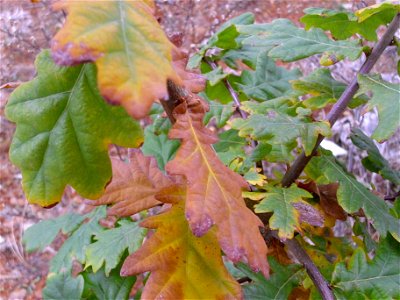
[5,0,400,299]
[23,207,146,299]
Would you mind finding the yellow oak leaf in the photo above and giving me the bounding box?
[165,95,269,278]
[121,185,242,299]
[51,0,180,119]
[94,150,173,216]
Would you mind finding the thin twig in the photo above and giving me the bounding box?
[204,58,269,176]
[204,58,248,119]
[281,13,400,187]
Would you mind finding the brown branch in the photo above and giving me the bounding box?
[204,58,249,119]
[281,13,400,187]
[285,238,335,300]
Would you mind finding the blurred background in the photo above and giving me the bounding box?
[0,0,398,299]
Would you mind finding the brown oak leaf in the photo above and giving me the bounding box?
[94,150,172,216]
[165,94,269,277]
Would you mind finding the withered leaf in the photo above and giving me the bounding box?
[121,185,242,299]
[166,95,269,277]
[95,150,172,217]
[51,0,180,119]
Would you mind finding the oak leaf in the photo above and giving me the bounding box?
[95,150,173,217]
[254,185,315,239]
[121,185,242,299]
[166,95,269,277]
[5,51,142,207]
[51,0,180,119]
[298,181,347,221]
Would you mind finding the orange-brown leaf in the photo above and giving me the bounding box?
[166,96,269,278]
[122,188,242,299]
[51,0,180,119]
[95,150,172,216]
[299,182,346,221]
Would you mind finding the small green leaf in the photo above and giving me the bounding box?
[350,128,400,185]
[82,266,136,300]
[357,74,400,141]
[237,52,301,101]
[142,125,180,171]
[85,219,146,276]
[50,206,107,273]
[250,143,272,162]
[204,100,235,128]
[187,13,255,69]
[301,6,398,41]
[305,152,400,238]
[43,272,84,300]
[255,185,313,239]
[332,236,400,299]
[5,50,143,207]
[240,19,363,62]
[214,129,247,153]
[23,213,84,252]
[203,66,229,86]
[238,257,304,299]
[231,109,331,156]
[200,62,244,104]
[355,2,400,23]
[292,69,366,109]
[221,44,260,69]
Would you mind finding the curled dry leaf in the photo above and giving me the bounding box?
[292,202,324,227]
[165,93,269,278]
[299,181,346,221]
[51,0,180,119]
[94,150,173,217]
[121,185,242,299]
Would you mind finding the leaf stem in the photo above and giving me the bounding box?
[281,13,400,187]
[204,58,249,119]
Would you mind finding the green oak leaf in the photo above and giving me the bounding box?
[204,101,235,128]
[43,273,84,300]
[23,212,85,252]
[187,13,255,69]
[231,110,331,156]
[5,50,143,207]
[301,6,398,41]
[200,62,244,104]
[82,265,136,300]
[236,52,301,101]
[332,236,400,300]
[357,74,400,141]
[240,19,363,62]
[350,128,400,185]
[85,219,146,276]
[50,206,107,273]
[221,44,260,69]
[238,258,304,299]
[241,97,298,115]
[142,125,180,171]
[292,69,366,109]
[255,185,313,239]
[251,141,297,163]
[355,1,400,23]
[203,66,229,86]
[305,152,400,238]
[214,129,247,165]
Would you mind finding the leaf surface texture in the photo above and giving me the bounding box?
[5,51,142,206]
